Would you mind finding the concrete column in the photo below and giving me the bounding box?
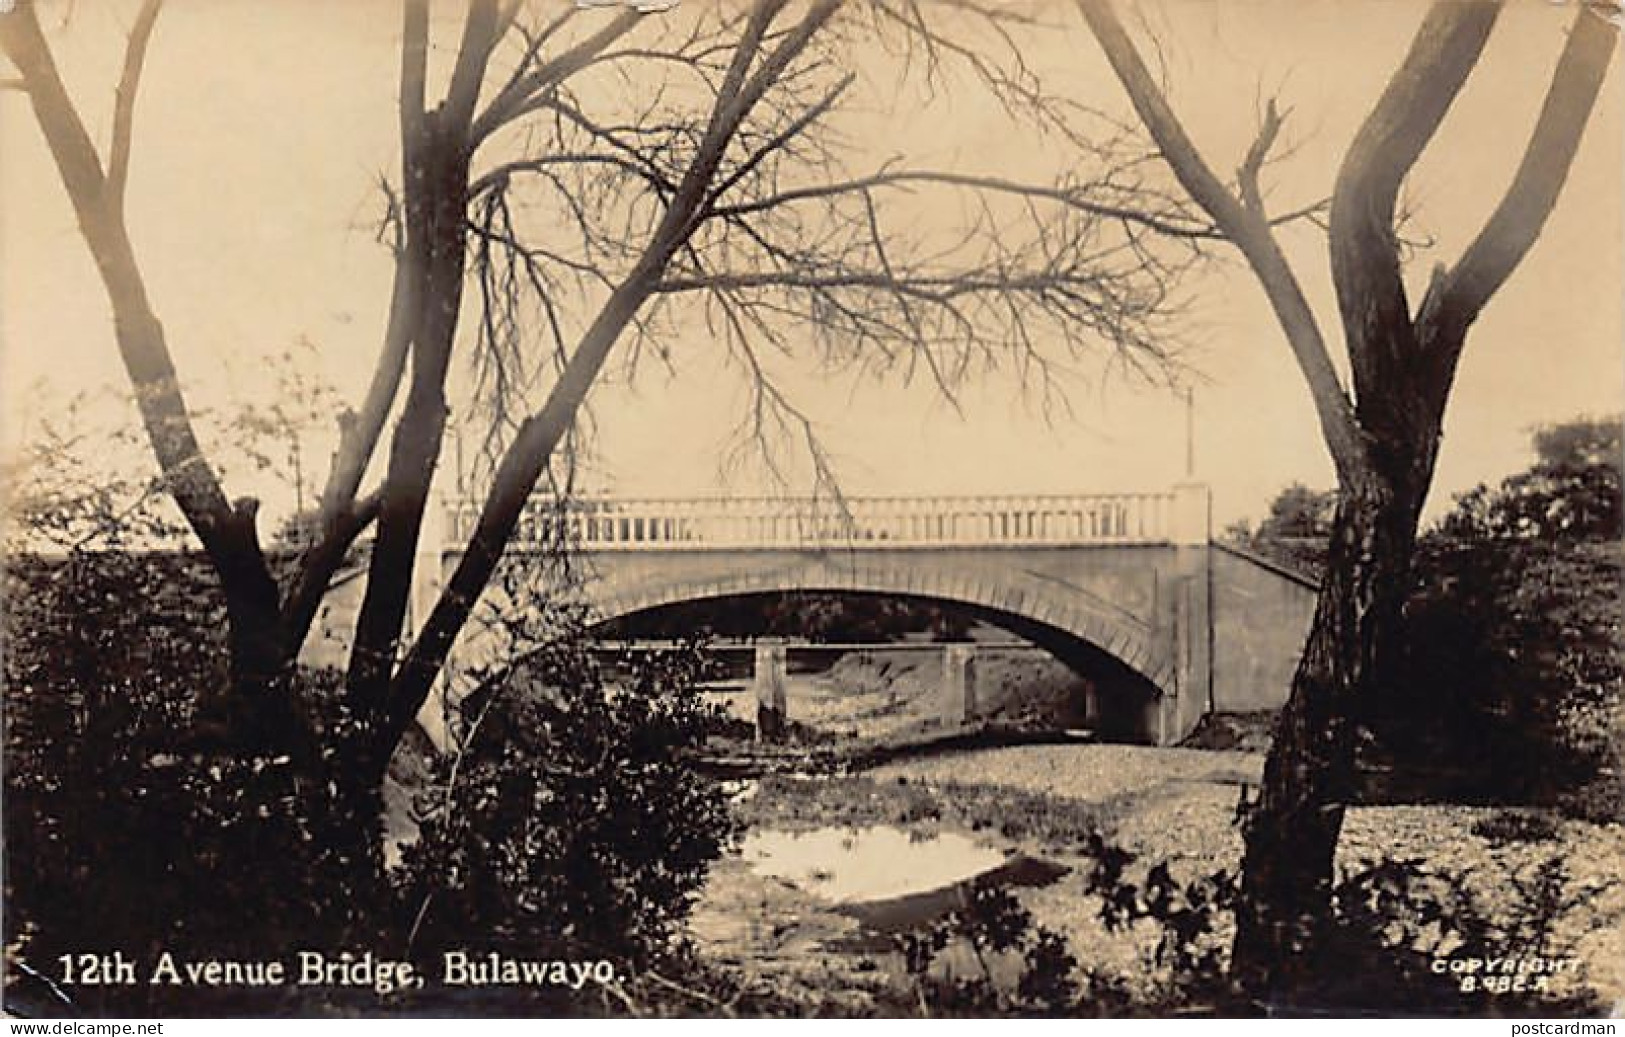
[1158,482,1213,745]
[754,641,789,742]
[941,643,979,727]
[412,486,453,752]
[411,484,449,637]
[1169,482,1211,546]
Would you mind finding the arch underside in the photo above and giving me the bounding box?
[584,564,1175,699]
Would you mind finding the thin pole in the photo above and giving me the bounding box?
[1184,386,1195,478]
[454,426,466,496]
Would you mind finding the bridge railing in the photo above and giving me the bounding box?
[446,492,1178,550]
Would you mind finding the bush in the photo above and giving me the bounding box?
[1366,538,1623,815]
[3,552,384,1016]
[1470,810,1561,847]
[3,397,740,1015]
[392,628,740,982]
[895,884,1079,1015]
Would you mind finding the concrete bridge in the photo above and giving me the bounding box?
[307,484,1319,748]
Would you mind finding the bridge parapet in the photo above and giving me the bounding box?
[446,492,1179,551]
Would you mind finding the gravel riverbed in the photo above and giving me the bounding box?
[691,743,1625,1014]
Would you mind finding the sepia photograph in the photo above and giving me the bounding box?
[1,0,1622,1022]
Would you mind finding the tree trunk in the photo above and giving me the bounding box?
[344,120,469,736]
[1230,468,1426,1004]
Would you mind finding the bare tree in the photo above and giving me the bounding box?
[1074,0,1618,1002]
[4,0,1213,785]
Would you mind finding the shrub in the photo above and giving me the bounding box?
[1368,538,1623,814]
[392,627,740,982]
[3,552,384,1016]
[895,884,1078,1015]
[1239,419,1624,815]
[1470,810,1561,847]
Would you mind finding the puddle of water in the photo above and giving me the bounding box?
[740,825,1006,903]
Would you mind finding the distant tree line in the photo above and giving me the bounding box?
[595,591,976,644]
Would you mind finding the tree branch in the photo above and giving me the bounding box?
[1076,0,1363,475]
[106,0,161,210]
[707,167,1324,240]
[1328,0,1498,403]
[2,2,283,691]
[1237,98,1284,217]
[400,0,428,155]
[289,8,432,656]
[701,72,854,211]
[1418,4,1619,345]
[381,0,844,746]
[1,4,237,550]
[444,0,504,141]
[471,7,643,144]
[281,489,383,661]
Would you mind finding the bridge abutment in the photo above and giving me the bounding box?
[1155,482,1213,746]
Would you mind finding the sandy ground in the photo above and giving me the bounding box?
[706,647,1092,742]
[689,743,1625,1015]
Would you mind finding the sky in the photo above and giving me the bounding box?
[3,0,1622,534]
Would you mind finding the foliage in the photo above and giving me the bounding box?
[1223,482,1336,577]
[1067,835,1603,1015]
[3,404,734,1014]
[393,619,739,977]
[1365,417,1625,816]
[1470,810,1560,848]
[1079,832,1238,1008]
[1371,537,1623,813]
[596,591,975,644]
[896,884,1079,1016]
[1314,852,1611,1016]
[1439,416,1623,544]
[1230,418,1624,816]
[2,552,384,1015]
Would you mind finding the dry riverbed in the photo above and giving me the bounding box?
[687,743,1625,1016]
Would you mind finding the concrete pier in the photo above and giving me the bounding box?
[941,643,979,727]
[753,641,789,742]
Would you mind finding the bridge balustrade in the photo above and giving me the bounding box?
[446,492,1177,550]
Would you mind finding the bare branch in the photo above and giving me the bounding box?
[444,0,505,137]
[315,248,418,523]
[1,2,283,692]
[708,167,1324,240]
[1237,98,1284,217]
[471,8,644,144]
[400,0,428,151]
[1076,0,1363,475]
[106,0,162,210]
[281,490,383,661]
[382,0,849,742]
[702,72,854,210]
[469,150,676,201]
[297,10,437,631]
[0,6,243,551]
[1418,4,1619,345]
[1328,0,1498,404]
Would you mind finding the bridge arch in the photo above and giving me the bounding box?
[581,553,1176,698]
